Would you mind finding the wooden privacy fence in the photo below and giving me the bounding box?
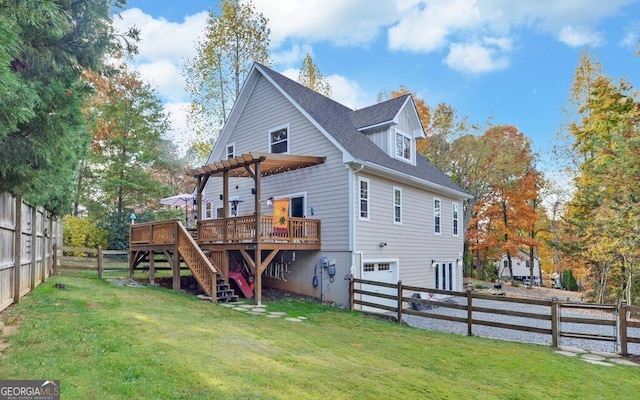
[55,245,129,278]
[349,277,640,356]
[0,193,61,312]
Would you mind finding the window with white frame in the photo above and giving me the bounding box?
[434,198,441,234]
[226,142,235,159]
[395,129,412,162]
[204,202,213,219]
[393,187,402,224]
[359,177,370,220]
[269,125,289,154]
[452,203,459,236]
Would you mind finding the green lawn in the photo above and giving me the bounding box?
[0,271,636,399]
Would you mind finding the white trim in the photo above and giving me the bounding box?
[394,128,413,164]
[358,177,370,221]
[268,123,290,154]
[347,160,472,199]
[393,186,402,225]
[433,197,441,235]
[357,120,396,132]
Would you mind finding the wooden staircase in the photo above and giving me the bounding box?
[216,277,238,302]
[176,222,238,302]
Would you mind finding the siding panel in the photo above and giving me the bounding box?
[203,76,350,251]
[354,172,464,289]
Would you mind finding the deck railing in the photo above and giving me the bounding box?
[198,215,320,244]
[130,216,321,246]
[130,219,179,245]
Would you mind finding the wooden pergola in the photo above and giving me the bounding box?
[187,152,325,304]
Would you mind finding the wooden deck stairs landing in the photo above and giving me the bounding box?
[176,222,238,302]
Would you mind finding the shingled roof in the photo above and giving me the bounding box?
[256,63,468,197]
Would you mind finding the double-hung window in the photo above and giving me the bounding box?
[269,125,289,154]
[395,129,412,162]
[452,203,459,236]
[434,198,441,234]
[226,142,235,159]
[359,177,370,221]
[393,187,402,224]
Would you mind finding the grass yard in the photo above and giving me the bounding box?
[0,271,637,399]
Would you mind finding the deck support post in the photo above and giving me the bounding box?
[172,248,181,291]
[149,251,155,285]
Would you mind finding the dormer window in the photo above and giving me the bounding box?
[269,125,289,154]
[395,129,412,162]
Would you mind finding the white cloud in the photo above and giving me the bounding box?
[558,26,605,47]
[328,74,371,109]
[113,8,208,64]
[621,31,640,47]
[445,40,510,74]
[253,0,398,47]
[162,102,190,145]
[388,0,482,52]
[271,43,314,67]
[281,68,370,109]
[137,61,186,103]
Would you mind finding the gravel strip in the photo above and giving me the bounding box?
[402,294,640,354]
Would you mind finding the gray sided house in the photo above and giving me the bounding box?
[198,63,470,307]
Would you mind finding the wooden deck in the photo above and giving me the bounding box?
[129,217,321,304]
[130,216,321,250]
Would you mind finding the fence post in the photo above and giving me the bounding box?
[30,207,37,290]
[397,280,403,324]
[52,242,58,275]
[13,196,22,304]
[620,302,628,357]
[551,297,559,348]
[349,275,354,311]
[97,246,103,278]
[467,287,473,336]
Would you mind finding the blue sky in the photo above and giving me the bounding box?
[116,0,640,174]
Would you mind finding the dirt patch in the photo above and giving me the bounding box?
[261,287,319,303]
[0,312,20,360]
[153,276,319,303]
[154,276,205,296]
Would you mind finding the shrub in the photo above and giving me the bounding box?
[562,269,579,291]
[62,215,108,249]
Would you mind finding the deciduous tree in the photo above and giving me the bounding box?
[184,0,271,139]
[297,53,332,97]
[80,62,175,247]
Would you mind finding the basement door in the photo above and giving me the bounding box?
[361,260,398,312]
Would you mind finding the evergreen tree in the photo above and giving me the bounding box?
[0,0,138,215]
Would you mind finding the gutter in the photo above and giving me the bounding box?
[348,160,473,199]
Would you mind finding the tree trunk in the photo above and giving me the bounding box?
[507,253,515,286]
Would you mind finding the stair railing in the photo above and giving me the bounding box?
[176,221,219,300]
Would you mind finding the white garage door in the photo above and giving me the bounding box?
[361,260,398,312]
